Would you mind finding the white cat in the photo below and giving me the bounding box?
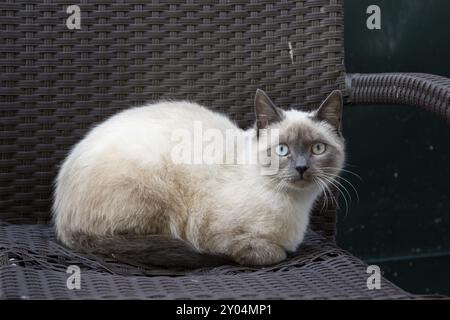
[53,89,345,267]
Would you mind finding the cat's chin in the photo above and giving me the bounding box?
[285,178,316,191]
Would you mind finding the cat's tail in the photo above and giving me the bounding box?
[69,233,233,269]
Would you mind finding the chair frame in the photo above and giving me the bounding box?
[0,0,448,299]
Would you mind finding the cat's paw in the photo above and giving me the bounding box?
[233,240,287,266]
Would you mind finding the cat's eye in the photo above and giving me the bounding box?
[275,144,289,157]
[311,143,327,155]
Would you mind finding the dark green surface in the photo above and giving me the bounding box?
[338,0,450,295]
[345,0,450,76]
[371,254,450,295]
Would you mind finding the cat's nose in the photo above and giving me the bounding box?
[296,166,309,176]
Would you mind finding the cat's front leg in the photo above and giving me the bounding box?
[228,237,287,266]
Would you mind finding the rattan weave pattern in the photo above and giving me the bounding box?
[346,73,450,123]
[3,0,448,300]
[0,0,345,239]
[0,222,418,299]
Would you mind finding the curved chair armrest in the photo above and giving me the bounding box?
[345,73,450,123]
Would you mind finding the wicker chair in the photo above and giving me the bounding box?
[0,0,448,299]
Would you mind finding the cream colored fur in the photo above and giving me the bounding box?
[53,96,344,266]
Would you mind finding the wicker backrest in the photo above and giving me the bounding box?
[0,1,344,237]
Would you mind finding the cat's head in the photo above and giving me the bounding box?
[254,89,345,192]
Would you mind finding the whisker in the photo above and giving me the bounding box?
[313,177,328,212]
[316,173,353,205]
[320,172,360,203]
[320,167,363,181]
[316,174,348,216]
[316,177,340,212]
[324,180,340,212]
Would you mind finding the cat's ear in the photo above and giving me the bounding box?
[254,89,283,131]
[315,90,343,131]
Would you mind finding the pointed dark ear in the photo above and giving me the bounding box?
[254,89,283,132]
[315,90,343,131]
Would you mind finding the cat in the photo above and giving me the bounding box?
[53,89,345,268]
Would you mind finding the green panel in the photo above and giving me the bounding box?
[345,0,450,76]
[338,105,450,261]
[339,0,450,295]
[375,255,450,295]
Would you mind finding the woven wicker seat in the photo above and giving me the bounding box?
[1,222,417,299]
[1,0,449,299]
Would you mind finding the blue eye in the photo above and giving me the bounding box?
[275,144,289,156]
